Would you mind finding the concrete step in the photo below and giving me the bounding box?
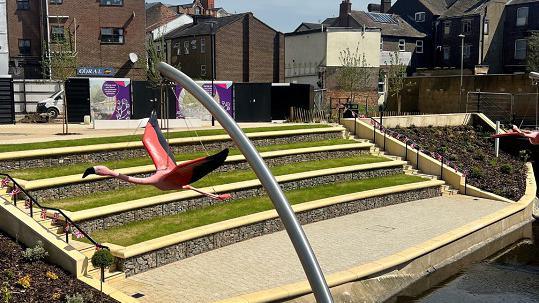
[88,270,125,284]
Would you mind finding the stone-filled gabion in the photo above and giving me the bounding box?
[77,167,403,234]
[2,131,343,171]
[117,186,441,276]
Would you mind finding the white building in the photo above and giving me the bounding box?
[0,0,8,75]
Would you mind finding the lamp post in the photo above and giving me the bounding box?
[458,34,465,111]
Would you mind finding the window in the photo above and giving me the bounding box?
[100,28,124,44]
[463,44,471,59]
[51,26,65,42]
[200,38,206,53]
[380,38,383,51]
[399,39,406,52]
[415,12,426,23]
[201,65,207,76]
[17,0,29,10]
[443,46,450,61]
[191,39,197,50]
[416,40,423,53]
[183,41,189,54]
[515,39,527,60]
[50,0,63,4]
[18,39,31,55]
[444,21,451,35]
[516,7,529,26]
[100,0,123,6]
[462,19,472,34]
[194,7,201,15]
[484,19,489,35]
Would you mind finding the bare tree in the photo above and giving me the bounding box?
[337,44,372,105]
[528,32,539,72]
[385,51,408,113]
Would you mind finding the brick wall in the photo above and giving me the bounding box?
[215,17,244,82]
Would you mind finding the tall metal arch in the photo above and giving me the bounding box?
[157,62,333,303]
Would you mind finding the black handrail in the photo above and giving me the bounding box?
[0,173,108,251]
[368,118,468,192]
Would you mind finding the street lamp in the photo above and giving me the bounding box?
[458,34,465,111]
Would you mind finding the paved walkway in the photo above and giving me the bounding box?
[110,195,509,303]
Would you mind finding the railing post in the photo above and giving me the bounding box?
[383,130,386,151]
[30,200,33,218]
[416,147,420,170]
[405,141,408,161]
[440,156,444,179]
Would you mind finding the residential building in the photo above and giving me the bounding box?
[146,2,193,41]
[503,0,539,73]
[164,13,284,83]
[7,0,146,79]
[0,0,8,75]
[169,0,229,18]
[433,0,507,74]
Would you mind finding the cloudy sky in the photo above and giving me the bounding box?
[146,0,370,32]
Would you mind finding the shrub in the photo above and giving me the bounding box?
[469,166,485,179]
[500,164,513,174]
[22,241,48,262]
[1,283,11,303]
[51,292,61,301]
[519,150,531,162]
[16,275,30,289]
[473,152,486,161]
[65,293,84,303]
[91,249,114,269]
[2,270,14,280]
[46,271,58,280]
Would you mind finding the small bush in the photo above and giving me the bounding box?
[473,152,486,161]
[2,270,14,280]
[51,291,61,301]
[22,241,48,262]
[1,282,11,303]
[65,293,84,303]
[16,275,30,289]
[46,271,58,280]
[519,150,531,162]
[469,166,485,179]
[500,164,513,174]
[91,249,114,269]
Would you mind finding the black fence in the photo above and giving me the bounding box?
[0,76,15,124]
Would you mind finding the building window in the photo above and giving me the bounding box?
[516,7,529,26]
[100,28,124,44]
[380,38,383,51]
[194,7,201,15]
[462,19,472,34]
[399,39,406,52]
[415,12,426,23]
[184,41,189,54]
[200,38,206,53]
[444,21,451,36]
[18,39,31,55]
[191,40,197,50]
[201,65,207,76]
[416,40,423,53]
[463,44,472,59]
[484,19,489,35]
[100,0,123,6]
[443,46,450,61]
[51,26,65,42]
[50,0,63,4]
[17,0,29,10]
[515,39,527,60]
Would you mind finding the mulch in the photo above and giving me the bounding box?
[0,232,118,303]
[389,125,527,201]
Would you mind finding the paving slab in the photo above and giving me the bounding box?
[110,195,508,303]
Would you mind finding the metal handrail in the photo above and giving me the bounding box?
[368,118,468,193]
[0,173,108,250]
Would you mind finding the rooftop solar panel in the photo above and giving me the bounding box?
[366,12,397,24]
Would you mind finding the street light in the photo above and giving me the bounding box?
[458,34,465,111]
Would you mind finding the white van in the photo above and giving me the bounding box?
[37,90,64,119]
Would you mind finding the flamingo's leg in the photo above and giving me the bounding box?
[182,185,231,200]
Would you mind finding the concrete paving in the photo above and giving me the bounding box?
[110,195,509,303]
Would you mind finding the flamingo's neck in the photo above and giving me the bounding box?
[97,166,154,185]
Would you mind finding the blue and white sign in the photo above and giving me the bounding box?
[77,67,116,77]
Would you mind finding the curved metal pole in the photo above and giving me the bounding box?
[158,62,333,303]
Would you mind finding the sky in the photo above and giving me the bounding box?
[146,0,370,33]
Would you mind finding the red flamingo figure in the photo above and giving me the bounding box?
[491,125,539,145]
[82,115,232,201]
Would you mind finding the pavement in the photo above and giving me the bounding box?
[109,195,509,303]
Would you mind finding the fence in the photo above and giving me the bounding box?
[13,79,62,114]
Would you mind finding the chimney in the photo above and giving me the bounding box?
[339,0,352,27]
[381,0,391,13]
[201,0,215,10]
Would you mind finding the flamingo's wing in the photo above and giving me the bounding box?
[161,149,229,187]
[143,115,177,171]
[491,130,524,139]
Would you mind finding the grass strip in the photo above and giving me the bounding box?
[44,155,389,212]
[0,124,330,153]
[90,174,426,246]
[11,139,355,180]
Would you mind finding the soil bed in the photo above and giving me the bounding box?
[0,232,118,303]
[390,125,526,201]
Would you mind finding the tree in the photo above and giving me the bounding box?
[91,249,115,292]
[384,51,408,113]
[528,33,539,72]
[41,25,77,134]
[337,45,372,106]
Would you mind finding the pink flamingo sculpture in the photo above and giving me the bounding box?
[491,125,539,145]
[82,115,232,201]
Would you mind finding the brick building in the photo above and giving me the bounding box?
[7,0,146,79]
[503,0,539,73]
[164,13,284,83]
[169,0,229,18]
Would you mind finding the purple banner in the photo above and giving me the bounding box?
[175,81,233,121]
[89,78,131,120]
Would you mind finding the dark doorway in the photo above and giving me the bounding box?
[132,82,177,119]
[234,83,271,122]
[0,76,15,124]
[65,78,90,123]
[271,84,312,120]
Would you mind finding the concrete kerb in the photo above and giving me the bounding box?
[341,118,513,203]
[213,163,536,303]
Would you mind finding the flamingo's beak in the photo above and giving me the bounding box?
[82,167,96,179]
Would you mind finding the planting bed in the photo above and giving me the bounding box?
[0,232,117,303]
[391,125,526,201]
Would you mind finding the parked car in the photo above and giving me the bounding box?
[37,90,64,119]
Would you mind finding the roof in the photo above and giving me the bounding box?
[145,2,159,9]
[295,23,323,32]
[417,0,450,15]
[164,13,248,39]
[349,11,426,38]
[506,0,539,5]
[440,0,489,18]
